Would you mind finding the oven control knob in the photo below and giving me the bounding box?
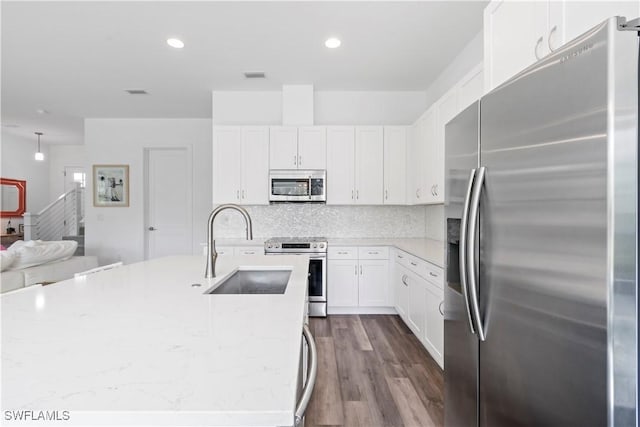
[275,244,280,248]
[319,243,325,248]
[312,243,317,248]
[267,244,272,249]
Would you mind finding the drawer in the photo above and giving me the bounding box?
[328,246,358,259]
[424,263,444,289]
[358,246,389,260]
[236,246,264,256]
[394,250,411,269]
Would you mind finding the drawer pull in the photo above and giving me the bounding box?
[438,301,444,316]
[429,272,438,277]
[397,254,404,259]
[368,251,379,255]
[401,275,408,286]
[338,251,348,255]
[244,251,255,255]
[410,262,418,266]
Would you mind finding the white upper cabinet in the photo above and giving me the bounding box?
[485,0,639,91]
[410,107,436,204]
[269,127,298,169]
[327,127,356,204]
[213,127,243,204]
[213,126,269,205]
[355,126,384,205]
[270,126,327,170]
[484,0,546,91]
[430,88,458,203]
[457,64,484,113]
[298,127,327,170]
[327,126,384,205]
[383,127,407,205]
[241,127,270,205]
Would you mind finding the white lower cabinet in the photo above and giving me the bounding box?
[393,249,444,368]
[327,246,390,310]
[424,282,444,367]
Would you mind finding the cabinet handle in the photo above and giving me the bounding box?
[534,36,543,60]
[294,155,297,166]
[548,25,558,52]
[438,301,444,316]
[401,275,408,286]
[338,251,348,255]
[148,226,156,231]
[429,272,438,277]
[435,185,438,196]
[351,190,354,200]
[410,261,418,267]
[416,188,420,199]
[385,189,388,200]
[397,254,404,259]
[368,251,379,255]
[242,189,245,199]
[244,251,255,255]
[299,155,302,165]
[360,265,362,275]
[355,265,358,275]
[236,190,240,200]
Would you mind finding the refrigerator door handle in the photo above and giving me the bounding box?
[467,166,487,341]
[459,168,477,335]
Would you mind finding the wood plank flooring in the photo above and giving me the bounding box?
[306,315,444,427]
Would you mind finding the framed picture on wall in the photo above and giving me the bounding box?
[93,165,129,207]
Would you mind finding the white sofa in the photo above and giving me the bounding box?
[1,256,98,294]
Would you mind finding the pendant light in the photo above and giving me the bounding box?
[34,132,44,161]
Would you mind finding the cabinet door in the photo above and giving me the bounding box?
[407,273,427,337]
[484,0,547,91]
[424,282,444,368]
[552,1,640,51]
[395,265,410,321]
[241,127,269,205]
[326,127,356,205]
[298,127,327,170]
[269,127,298,169]
[431,89,458,203]
[383,127,407,205]
[355,126,384,205]
[458,63,484,110]
[359,259,389,307]
[213,127,242,204]
[327,259,359,307]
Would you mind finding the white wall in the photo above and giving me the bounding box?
[423,31,483,108]
[0,132,51,230]
[48,144,87,200]
[212,90,427,125]
[84,119,212,265]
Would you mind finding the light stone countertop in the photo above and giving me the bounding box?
[207,238,445,267]
[328,238,445,268]
[1,254,310,427]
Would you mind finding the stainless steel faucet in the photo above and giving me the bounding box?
[205,204,253,278]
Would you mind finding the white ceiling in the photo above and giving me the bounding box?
[1,1,486,145]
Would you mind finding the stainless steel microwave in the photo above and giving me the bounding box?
[269,170,326,202]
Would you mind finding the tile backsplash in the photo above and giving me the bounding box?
[211,204,428,239]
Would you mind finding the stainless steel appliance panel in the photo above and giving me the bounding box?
[478,22,611,427]
[444,101,480,427]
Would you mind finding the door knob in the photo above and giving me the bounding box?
[148,226,156,231]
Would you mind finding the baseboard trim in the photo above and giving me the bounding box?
[327,306,398,315]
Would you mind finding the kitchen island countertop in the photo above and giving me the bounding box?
[1,254,310,426]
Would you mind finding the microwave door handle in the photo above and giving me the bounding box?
[308,176,312,200]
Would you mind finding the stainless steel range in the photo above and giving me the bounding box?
[265,237,327,317]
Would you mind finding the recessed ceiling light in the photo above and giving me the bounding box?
[167,38,184,49]
[325,37,341,49]
[36,108,50,115]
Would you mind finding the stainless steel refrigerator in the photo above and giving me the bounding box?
[444,17,638,427]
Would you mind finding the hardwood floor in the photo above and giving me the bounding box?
[306,315,444,427]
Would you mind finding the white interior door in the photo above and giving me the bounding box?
[146,148,192,259]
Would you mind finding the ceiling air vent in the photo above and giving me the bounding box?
[244,72,266,79]
[125,89,149,95]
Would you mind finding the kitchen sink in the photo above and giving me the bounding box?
[206,268,291,294]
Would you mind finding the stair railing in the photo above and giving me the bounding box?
[23,183,84,241]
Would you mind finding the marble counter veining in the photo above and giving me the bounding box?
[328,238,445,268]
[1,255,310,426]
